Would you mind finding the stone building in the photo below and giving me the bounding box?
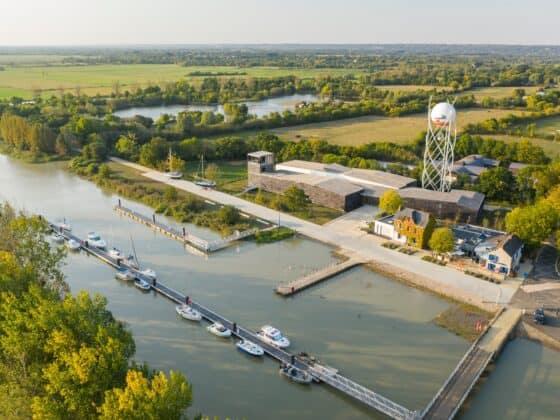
[393,208,436,249]
[247,151,485,220]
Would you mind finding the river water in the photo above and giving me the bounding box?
[112,93,319,120]
[0,154,558,419]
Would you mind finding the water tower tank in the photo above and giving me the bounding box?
[430,102,456,126]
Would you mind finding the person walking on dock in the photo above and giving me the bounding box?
[186,295,191,305]
[232,322,237,333]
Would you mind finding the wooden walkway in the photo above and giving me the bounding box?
[422,308,522,419]
[275,256,367,296]
[114,203,258,253]
[49,222,418,420]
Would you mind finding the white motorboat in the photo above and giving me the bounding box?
[279,364,312,384]
[134,278,151,291]
[87,232,107,249]
[108,247,123,259]
[50,232,64,243]
[257,325,290,348]
[66,239,81,252]
[236,339,264,357]
[140,268,157,280]
[206,322,232,338]
[175,305,202,321]
[115,267,135,281]
[194,180,216,188]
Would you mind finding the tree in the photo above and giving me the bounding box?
[254,188,265,205]
[55,134,70,157]
[168,153,185,173]
[204,163,220,181]
[98,164,111,179]
[476,167,515,202]
[429,227,455,256]
[282,186,311,212]
[98,370,192,420]
[217,205,240,225]
[379,190,403,215]
[505,200,559,248]
[115,133,138,159]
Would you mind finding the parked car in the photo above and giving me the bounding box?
[534,308,546,325]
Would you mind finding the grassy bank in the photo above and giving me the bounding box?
[0,143,70,163]
[433,303,494,341]
[72,158,255,236]
[255,227,295,243]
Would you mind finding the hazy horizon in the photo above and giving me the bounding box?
[2,0,559,46]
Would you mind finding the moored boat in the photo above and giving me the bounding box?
[140,268,157,280]
[206,322,232,338]
[55,219,72,231]
[66,239,81,252]
[257,325,290,348]
[175,304,202,321]
[115,267,135,281]
[50,232,64,243]
[87,232,107,249]
[236,339,264,357]
[108,247,123,259]
[134,278,151,291]
[279,364,313,384]
[164,171,183,179]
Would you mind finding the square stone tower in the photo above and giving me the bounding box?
[247,151,274,185]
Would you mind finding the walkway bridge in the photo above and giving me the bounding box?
[114,203,258,253]
[49,222,418,420]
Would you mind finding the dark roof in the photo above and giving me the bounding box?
[394,208,432,228]
[499,234,523,257]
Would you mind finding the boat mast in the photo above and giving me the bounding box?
[130,235,140,269]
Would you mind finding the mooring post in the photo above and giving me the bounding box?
[182,227,186,237]
[152,213,156,224]
[118,198,121,208]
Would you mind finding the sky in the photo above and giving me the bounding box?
[1,0,558,46]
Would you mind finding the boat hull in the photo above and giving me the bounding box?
[175,305,202,321]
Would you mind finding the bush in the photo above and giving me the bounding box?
[217,205,240,225]
[255,227,294,243]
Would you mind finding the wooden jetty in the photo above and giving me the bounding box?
[48,222,418,420]
[276,255,367,296]
[114,203,258,253]
[422,308,522,419]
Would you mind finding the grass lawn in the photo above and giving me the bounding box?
[272,108,526,146]
[0,64,362,99]
[481,134,560,159]
[462,86,540,100]
[375,84,447,92]
[433,303,494,341]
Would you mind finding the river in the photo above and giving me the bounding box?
[0,154,558,419]
[112,93,320,120]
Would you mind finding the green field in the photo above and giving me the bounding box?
[464,86,540,100]
[522,115,560,137]
[480,134,560,159]
[0,64,362,99]
[273,108,526,146]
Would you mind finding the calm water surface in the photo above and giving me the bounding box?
[112,94,320,119]
[1,155,557,419]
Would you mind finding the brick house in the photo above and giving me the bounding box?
[393,208,436,249]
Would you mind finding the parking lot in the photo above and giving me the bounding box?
[533,245,560,282]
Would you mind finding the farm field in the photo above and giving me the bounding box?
[272,108,526,146]
[520,115,560,138]
[480,135,560,159]
[0,64,361,99]
[374,84,446,92]
[463,86,540,100]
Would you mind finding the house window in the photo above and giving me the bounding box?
[487,263,495,270]
[499,266,508,274]
[488,254,498,262]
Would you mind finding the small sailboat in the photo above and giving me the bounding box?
[134,278,151,291]
[50,232,64,243]
[279,364,313,384]
[164,148,183,179]
[236,339,264,357]
[66,239,81,252]
[193,155,216,188]
[206,322,232,338]
[87,232,107,249]
[129,236,156,280]
[175,304,202,321]
[115,267,135,281]
[257,325,290,348]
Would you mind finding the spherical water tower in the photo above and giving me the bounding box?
[421,100,457,192]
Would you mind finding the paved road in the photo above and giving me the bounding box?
[110,157,518,305]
